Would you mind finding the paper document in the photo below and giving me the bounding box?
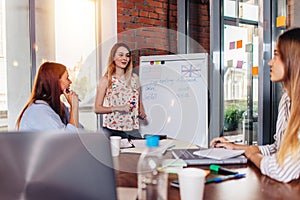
[193,148,245,160]
[120,139,134,148]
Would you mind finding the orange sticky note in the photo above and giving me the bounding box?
[276,16,286,27]
[237,40,243,49]
[252,66,258,75]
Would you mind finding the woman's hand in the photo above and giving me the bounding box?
[210,137,229,148]
[113,104,131,113]
[63,88,79,127]
[64,89,79,108]
[214,141,238,150]
[244,145,260,158]
[210,136,249,150]
[244,145,262,168]
[138,106,147,119]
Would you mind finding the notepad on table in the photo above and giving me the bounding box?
[193,148,245,160]
[172,149,247,165]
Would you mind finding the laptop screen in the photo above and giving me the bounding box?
[0,131,117,200]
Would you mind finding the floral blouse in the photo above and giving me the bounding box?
[103,75,139,131]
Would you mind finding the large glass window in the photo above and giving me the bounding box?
[222,0,259,145]
[3,0,99,131]
[0,0,6,131]
[35,0,98,131]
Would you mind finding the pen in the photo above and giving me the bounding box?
[205,173,246,184]
[162,144,176,155]
[210,164,238,175]
[127,138,135,148]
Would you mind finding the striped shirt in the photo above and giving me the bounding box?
[259,92,300,182]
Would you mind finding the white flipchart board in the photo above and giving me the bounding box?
[139,53,208,147]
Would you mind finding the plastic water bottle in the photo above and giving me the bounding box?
[137,136,168,200]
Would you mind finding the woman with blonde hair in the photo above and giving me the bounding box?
[94,43,146,139]
[16,62,80,131]
[211,28,300,183]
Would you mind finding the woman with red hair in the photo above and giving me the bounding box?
[16,62,80,131]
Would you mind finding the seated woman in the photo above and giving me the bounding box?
[16,62,80,131]
[211,28,300,183]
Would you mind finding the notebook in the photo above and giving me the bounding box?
[172,148,248,165]
[193,148,245,160]
[0,130,117,200]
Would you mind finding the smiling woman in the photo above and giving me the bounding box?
[94,43,147,139]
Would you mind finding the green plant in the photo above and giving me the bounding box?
[224,107,244,131]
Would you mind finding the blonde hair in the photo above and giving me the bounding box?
[105,42,133,88]
[277,27,300,165]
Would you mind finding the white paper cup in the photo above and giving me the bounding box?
[178,168,206,200]
[110,136,121,157]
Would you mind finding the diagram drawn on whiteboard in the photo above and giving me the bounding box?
[139,53,208,147]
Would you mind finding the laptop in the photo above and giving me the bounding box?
[0,130,117,200]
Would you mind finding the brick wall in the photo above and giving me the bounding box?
[287,0,293,27]
[117,0,210,67]
[189,0,210,53]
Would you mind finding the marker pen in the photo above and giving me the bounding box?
[205,173,246,184]
[210,164,238,175]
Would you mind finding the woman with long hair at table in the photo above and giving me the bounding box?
[211,28,300,183]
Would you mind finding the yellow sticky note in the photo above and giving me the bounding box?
[227,60,233,67]
[237,40,243,49]
[276,16,286,27]
[155,61,160,65]
[252,66,258,75]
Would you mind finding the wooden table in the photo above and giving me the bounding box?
[114,153,300,200]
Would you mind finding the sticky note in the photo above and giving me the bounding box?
[229,41,235,50]
[245,43,253,52]
[237,40,243,49]
[227,60,233,67]
[252,66,258,75]
[236,60,243,68]
[155,61,160,65]
[276,16,286,27]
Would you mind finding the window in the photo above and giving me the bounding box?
[4,0,99,131]
[0,0,6,131]
[34,0,98,131]
[222,0,259,144]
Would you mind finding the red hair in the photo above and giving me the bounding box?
[16,62,67,129]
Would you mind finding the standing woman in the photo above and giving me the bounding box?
[210,28,300,183]
[94,42,146,139]
[16,62,80,131]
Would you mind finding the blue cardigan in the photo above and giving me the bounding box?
[19,100,78,132]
